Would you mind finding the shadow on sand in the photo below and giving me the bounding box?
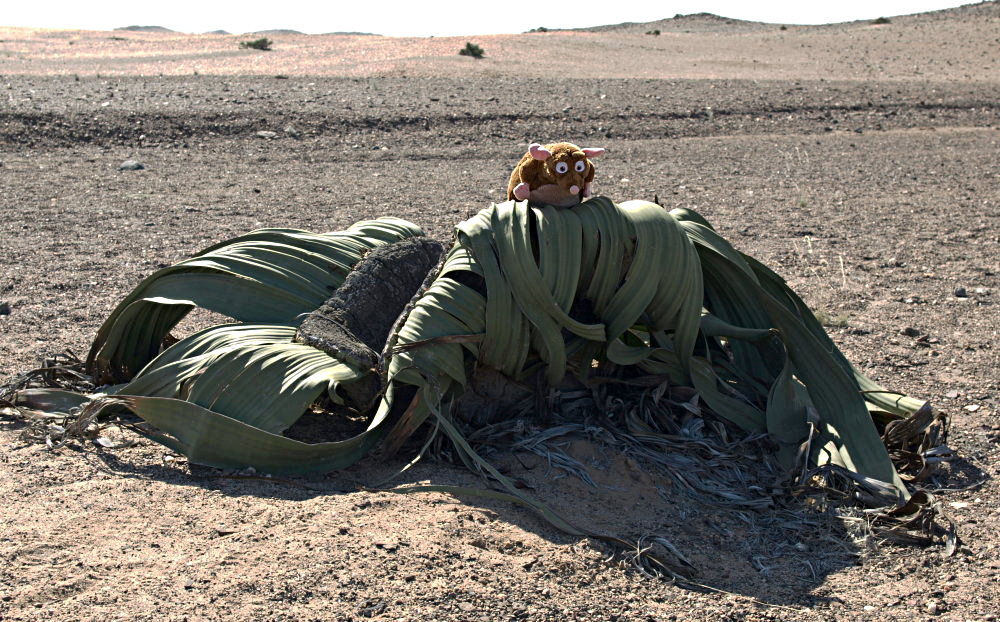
[30,411,974,610]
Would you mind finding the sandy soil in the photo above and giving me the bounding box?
[2,4,999,621]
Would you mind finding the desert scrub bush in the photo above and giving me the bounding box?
[646,29,661,35]
[814,309,850,328]
[872,16,891,24]
[458,42,484,59]
[240,37,273,51]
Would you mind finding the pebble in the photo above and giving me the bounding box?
[925,599,940,615]
[900,327,921,337]
[0,302,10,316]
[359,601,386,617]
[119,159,144,170]
[954,287,968,297]
[256,130,278,139]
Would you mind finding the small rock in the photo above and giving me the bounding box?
[964,404,981,412]
[945,391,960,399]
[119,160,144,170]
[900,327,921,337]
[283,125,301,137]
[954,287,968,298]
[863,605,876,612]
[974,287,989,295]
[925,599,940,615]
[360,601,386,617]
[0,302,10,316]
[256,130,278,139]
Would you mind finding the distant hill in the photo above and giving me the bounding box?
[204,30,230,35]
[808,0,998,29]
[576,12,779,34]
[244,29,305,36]
[241,29,380,36]
[572,2,997,34]
[114,25,174,33]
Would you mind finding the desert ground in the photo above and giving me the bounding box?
[1,3,999,620]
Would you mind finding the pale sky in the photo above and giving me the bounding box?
[1,0,978,37]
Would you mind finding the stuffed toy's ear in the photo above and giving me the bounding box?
[581,147,605,158]
[529,143,551,161]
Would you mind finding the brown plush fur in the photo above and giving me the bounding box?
[506,142,598,207]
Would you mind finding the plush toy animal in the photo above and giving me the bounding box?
[507,142,605,207]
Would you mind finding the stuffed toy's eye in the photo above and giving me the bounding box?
[575,160,586,173]
[555,162,569,174]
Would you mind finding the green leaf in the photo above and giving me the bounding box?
[87,219,424,382]
[120,324,364,434]
[93,396,388,475]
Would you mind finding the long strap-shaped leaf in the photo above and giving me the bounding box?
[491,202,607,340]
[695,243,908,497]
[742,254,927,417]
[118,324,364,434]
[88,219,424,382]
[456,211,530,376]
[89,396,389,475]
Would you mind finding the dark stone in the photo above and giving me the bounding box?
[119,160,144,170]
[295,236,445,408]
